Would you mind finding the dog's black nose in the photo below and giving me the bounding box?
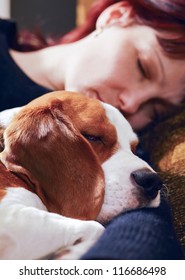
[131,169,163,199]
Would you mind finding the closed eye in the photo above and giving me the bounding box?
[137,58,147,78]
[82,133,104,144]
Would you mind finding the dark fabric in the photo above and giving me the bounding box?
[0,19,51,111]
[82,195,184,260]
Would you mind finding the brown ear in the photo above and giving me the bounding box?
[0,99,104,220]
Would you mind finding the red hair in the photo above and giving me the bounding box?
[61,0,185,59]
[128,0,185,59]
[16,0,121,50]
[59,0,121,44]
[16,0,185,58]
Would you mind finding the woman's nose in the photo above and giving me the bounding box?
[118,93,140,114]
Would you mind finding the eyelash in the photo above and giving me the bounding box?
[82,133,104,145]
[137,58,147,78]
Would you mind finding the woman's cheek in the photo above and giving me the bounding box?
[125,111,152,131]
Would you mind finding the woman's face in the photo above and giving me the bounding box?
[65,24,185,130]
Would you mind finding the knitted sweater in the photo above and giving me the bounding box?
[82,196,184,260]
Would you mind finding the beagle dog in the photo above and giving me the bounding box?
[0,91,162,259]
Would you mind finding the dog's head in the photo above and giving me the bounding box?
[0,92,107,220]
[97,103,163,223]
[0,91,162,222]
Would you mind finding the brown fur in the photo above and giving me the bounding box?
[0,162,30,201]
[0,91,118,220]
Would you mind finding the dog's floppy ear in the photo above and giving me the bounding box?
[0,99,104,220]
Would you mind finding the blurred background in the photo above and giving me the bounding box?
[0,0,94,38]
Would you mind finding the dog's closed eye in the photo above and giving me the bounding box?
[82,133,104,144]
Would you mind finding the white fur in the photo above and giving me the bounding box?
[97,103,160,223]
[0,188,104,259]
[0,107,22,128]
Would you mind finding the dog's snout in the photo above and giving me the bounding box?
[131,169,163,199]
